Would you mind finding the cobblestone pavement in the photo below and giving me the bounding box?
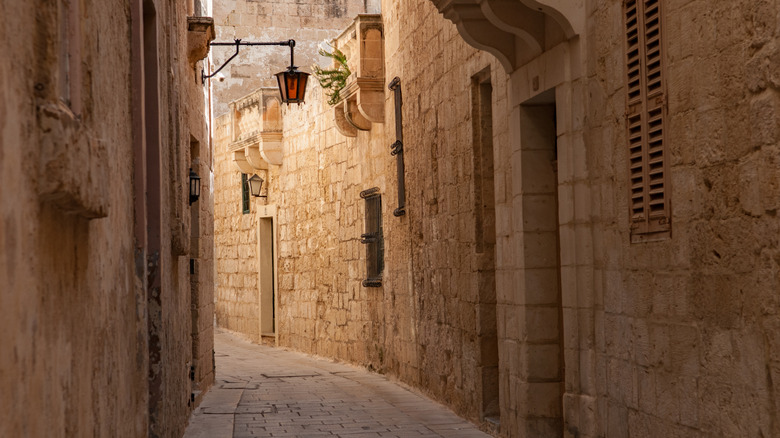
[183,328,492,438]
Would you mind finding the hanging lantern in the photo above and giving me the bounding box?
[247,174,266,198]
[275,67,309,104]
[189,168,201,205]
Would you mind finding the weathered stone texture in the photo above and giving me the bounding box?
[0,0,214,436]
[278,83,388,365]
[588,1,780,437]
[214,0,510,429]
[379,0,511,425]
[213,0,780,437]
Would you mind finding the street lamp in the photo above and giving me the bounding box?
[203,39,309,105]
[247,174,266,198]
[276,67,308,104]
[189,168,201,205]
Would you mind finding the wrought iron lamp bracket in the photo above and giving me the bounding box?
[201,39,297,85]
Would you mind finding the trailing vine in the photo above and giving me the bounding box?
[312,45,351,106]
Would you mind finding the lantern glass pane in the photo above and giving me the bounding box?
[286,73,299,100]
[275,72,287,101]
[296,74,308,101]
[275,70,309,103]
[248,174,263,197]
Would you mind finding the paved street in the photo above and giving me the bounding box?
[183,329,492,438]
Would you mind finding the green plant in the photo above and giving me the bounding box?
[312,45,351,106]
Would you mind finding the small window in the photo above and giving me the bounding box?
[241,173,250,214]
[360,188,383,287]
[58,0,82,114]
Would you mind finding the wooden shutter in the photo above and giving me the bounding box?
[241,173,250,214]
[360,188,383,287]
[624,0,670,242]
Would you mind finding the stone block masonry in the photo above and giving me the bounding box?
[0,0,215,436]
[212,0,780,437]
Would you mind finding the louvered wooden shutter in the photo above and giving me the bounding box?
[624,0,670,242]
[241,173,250,214]
[360,188,383,287]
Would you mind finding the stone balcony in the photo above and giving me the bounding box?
[330,14,384,137]
[229,88,283,174]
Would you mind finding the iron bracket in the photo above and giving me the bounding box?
[201,39,296,85]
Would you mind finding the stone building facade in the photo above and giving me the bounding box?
[0,0,215,437]
[212,0,380,341]
[213,1,780,437]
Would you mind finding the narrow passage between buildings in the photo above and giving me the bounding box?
[183,329,492,438]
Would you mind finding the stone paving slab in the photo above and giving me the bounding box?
[183,329,491,438]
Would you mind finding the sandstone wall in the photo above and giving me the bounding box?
[211,1,780,437]
[0,2,144,436]
[380,0,511,423]
[213,3,511,426]
[0,1,214,436]
[278,84,387,364]
[587,1,780,436]
[214,112,263,342]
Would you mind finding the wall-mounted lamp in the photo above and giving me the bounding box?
[203,39,309,105]
[189,168,201,205]
[247,174,266,198]
[276,66,308,105]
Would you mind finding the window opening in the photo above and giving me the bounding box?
[241,173,250,214]
[472,67,500,425]
[624,0,670,242]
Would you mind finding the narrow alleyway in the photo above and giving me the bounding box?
[183,329,492,438]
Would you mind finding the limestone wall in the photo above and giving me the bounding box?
[380,0,512,423]
[278,84,388,364]
[0,0,215,436]
[587,1,780,436]
[214,112,263,342]
[211,1,780,437]
[213,3,511,426]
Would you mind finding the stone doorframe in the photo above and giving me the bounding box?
[429,1,597,436]
[256,204,279,346]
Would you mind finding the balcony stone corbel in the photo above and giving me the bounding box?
[187,16,215,68]
[344,94,372,131]
[331,14,385,135]
[258,132,283,165]
[244,143,269,170]
[229,88,285,172]
[345,77,384,124]
[429,0,582,74]
[333,100,358,137]
[232,149,257,174]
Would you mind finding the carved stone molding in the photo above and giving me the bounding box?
[187,16,215,68]
[232,149,256,175]
[344,94,372,131]
[228,88,284,172]
[334,100,358,137]
[430,0,583,73]
[331,14,385,135]
[37,101,109,219]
